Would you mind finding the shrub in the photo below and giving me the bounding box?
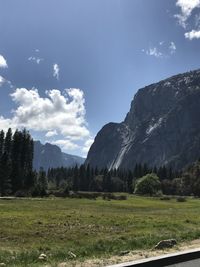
[160,196,171,201]
[134,173,162,196]
[176,197,187,202]
[14,190,31,198]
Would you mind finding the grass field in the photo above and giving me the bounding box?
[1,195,200,266]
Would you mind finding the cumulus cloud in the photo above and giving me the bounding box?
[45,130,58,137]
[82,138,94,155]
[185,29,200,39]
[51,139,79,151]
[0,76,14,88]
[28,56,43,64]
[53,64,59,80]
[0,116,13,131]
[0,55,8,68]
[0,88,90,142]
[0,76,5,86]
[175,0,200,27]
[175,0,200,39]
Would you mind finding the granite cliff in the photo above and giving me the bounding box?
[86,69,200,170]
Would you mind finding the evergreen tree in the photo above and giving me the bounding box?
[4,128,12,157]
[127,170,133,193]
[103,170,111,192]
[79,164,87,191]
[0,130,4,156]
[72,165,79,191]
[0,129,12,195]
[0,152,12,196]
[11,130,22,192]
[38,168,48,196]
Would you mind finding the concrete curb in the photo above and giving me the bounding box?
[106,248,200,267]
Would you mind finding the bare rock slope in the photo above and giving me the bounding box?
[86,69,200,170]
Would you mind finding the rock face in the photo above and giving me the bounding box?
[33,141,85,171]
[86,69,200,170]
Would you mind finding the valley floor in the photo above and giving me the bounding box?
[1,195,200,266]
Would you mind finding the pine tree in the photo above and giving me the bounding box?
[79,164,87,191]
[127,170,133,193]
[0,152,12,196]
[72,165,79,191]
[38,168,48,196]
[11,130,22,192]
[4,128,12,157]
[0,129,12,195]
[0,130,4,156]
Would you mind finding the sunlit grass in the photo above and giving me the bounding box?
[0,196,200,266]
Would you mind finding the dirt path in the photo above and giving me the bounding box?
[57,239,200,267]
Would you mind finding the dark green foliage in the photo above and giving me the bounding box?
[176,196,187,202]
[0,128,189,197]
[36,168,48,196]
[182,161,200,196]
[103,171,112,192]
[134,173,161,196]
[0,128,34,196]
[47,163,179,194]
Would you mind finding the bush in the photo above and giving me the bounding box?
[176,197,187,202]
[31,184,47,197]
[134,173,162,196]
[14,190,31,198]
[160,196,171,201]
[69,191,98,200]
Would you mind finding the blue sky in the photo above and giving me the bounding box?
[0,0,200,157]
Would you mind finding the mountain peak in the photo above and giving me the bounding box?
[86,68,200,170]
[33,141,85,171]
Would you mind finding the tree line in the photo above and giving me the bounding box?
[0,128,47,196]
[1,128,200,197]
[47,163,181,194]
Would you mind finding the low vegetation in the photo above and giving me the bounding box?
[1,195,200,266]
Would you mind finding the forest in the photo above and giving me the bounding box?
[0,128,200,197]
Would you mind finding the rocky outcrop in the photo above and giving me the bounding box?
[154,239,177,250]
[33,141,85,171]
[86,69,200,170]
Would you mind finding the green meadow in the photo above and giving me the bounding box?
[0,196,200,266]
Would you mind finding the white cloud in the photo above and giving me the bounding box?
[28,56,43,64]
[0,116,14,131]
[175,0,200,27]
[0,88,90,141]
[144,41,176,58]
[51,139,79,151]
[45,130,58,137]
[169,42,176,54]
[0,55,8,68]
[53,64,59,80]
[0,76,14,88]
[35,49,40,53]
[146,47,163,58]
[0,76,5,87]
[185,29,200,39]
[82,138,94,155]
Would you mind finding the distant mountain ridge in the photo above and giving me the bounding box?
[33,141,85,171]
[86,69,200,170]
